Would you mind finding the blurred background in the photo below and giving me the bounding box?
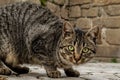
[0,0,120,63]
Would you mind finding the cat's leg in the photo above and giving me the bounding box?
[64,67,80,77]
[0,76,7,80]
[3,53,29,74]
[0,33,29,75]
[44,65,61,78]
[0,61,11,75]
[6,65,29,75]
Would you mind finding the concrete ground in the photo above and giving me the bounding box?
[0,63,120,80]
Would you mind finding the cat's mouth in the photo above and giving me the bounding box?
[74,56,94,65]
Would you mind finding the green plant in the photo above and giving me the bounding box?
[39,0,47,6]
[111,58,117,63]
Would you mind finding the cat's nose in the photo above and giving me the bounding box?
[74,57,80,62]
[74,53,80,62]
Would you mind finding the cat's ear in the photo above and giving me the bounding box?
[85,26,100,39]
[62,21,75,39]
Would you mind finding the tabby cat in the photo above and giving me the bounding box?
[0,2,99,78]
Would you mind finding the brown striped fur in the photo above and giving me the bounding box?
[0,2,99,78]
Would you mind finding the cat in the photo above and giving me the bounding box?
[0,2,99,78]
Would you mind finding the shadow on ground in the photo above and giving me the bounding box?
[0,63,120,80]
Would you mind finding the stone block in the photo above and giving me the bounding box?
[104,5,120,16]
[0,0,21,5]
[92,57,120,62]
[29,0,40,4]
[106,29,120,45]
[0,0,8,5]
[69,0,91,5]
[81,4,91,9]
[69,6,81,18]
[47,2,58,13]
[76,18,91,29]
[81,7,98,18]
[93,17,120,28]
[93,0,109,6]
[96,45,120,58]
[92,18,102,27]
[53,0,65,5]
[60,7,69,19]
[93,0,120,6]
[46,2,60,17]
[0,0,41,5]
[55,9,61,18]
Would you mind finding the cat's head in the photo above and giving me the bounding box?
[58,22,99,65]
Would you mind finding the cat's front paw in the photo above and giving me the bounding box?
[20,67,29,74]
[0,68,12,75]
[14,66,29,74]
[64,69,80,77]
[47,71,61,78]
[0,76,7,80]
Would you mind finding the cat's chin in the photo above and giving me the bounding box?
[72,61,83,66]
[73,62,85,66]
[73,57,93,65]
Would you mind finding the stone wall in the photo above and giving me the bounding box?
[0,0,120,62]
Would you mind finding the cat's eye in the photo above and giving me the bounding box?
[68,45,74,51]
[82,47,89,53]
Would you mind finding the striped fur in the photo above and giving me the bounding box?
[0,2,98,78]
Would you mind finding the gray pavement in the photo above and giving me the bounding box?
[0,63,120,80]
